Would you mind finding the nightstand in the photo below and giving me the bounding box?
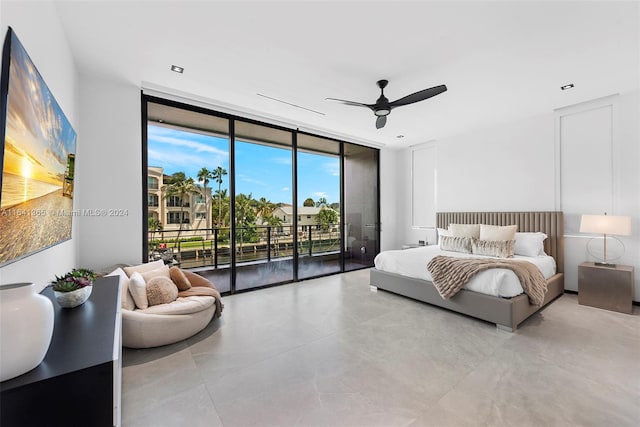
[578,262,634,314]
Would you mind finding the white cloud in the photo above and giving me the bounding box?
[322,160,340,177]
[148,126,229,156]
[271,156,292,166]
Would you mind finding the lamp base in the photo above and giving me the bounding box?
[594,262,617,268]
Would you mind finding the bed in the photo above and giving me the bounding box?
[370,211,564,331]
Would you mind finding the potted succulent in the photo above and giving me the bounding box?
[51,268,96,308]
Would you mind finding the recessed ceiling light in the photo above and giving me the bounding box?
[170,65,184,74]
[560,83,574,90]
[396,135,405,139]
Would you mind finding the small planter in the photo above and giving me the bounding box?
[54,285,92,308]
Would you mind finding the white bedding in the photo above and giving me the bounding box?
[373,245,556,298]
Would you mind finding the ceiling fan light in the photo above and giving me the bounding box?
[375,108,390,116]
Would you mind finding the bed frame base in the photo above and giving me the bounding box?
[370,269,564,331]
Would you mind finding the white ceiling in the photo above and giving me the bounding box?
[54,1,639,148]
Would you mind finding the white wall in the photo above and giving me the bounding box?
[0,0,79,290]
[398,90,640,301]
[76,75,142,269]
[379,147,399,251]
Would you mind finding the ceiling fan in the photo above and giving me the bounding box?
[327,80,447,129]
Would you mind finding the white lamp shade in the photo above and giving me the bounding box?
[579,214,632,236]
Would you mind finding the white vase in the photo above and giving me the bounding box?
[0,282,54,382]
[54,285,92,308]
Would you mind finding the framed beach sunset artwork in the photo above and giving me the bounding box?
[0,28,77,266]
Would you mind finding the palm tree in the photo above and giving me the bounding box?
[214,188,229,227]
[161,174,201,244]
[315,197,327,208]
[211,166,228,227]
[148,217,163,252]
[235,193,257,255]
[197,167,212,236]
[256,197,276,221]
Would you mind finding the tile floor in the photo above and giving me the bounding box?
[122,269,640,427]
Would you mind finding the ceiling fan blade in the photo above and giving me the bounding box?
[389,85,447,108]
[325,98,372,109]
[376,115,387,129]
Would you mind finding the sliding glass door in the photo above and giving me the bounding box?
[296,134,341,279]
[234,121,294,290]
[145,101,231,292]
[143,96,379,294]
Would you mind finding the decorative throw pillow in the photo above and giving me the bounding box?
[472,238,515,258]
[479,224,517,241]
[123,260,165,278]
[449,224,480,239]
[146,277,179,307]
[141,265,171,282]
[514,232,547,257]
[128,272,149,309]
[108,267,136,311]
[439,235,472,254]
[437,227,452,241]
[170,267,192,291]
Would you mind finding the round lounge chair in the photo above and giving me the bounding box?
[108,261,223,348]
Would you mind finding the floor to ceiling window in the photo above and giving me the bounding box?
[145,101,231,292]
[234,121,294,290]
[143,95,379,294]
[296,133,341,279]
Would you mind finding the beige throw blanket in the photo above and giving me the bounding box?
[427,256,548,306]
[181,270,224,318]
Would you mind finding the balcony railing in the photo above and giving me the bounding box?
[148,224,341,269]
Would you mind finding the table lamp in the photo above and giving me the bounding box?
[579,213,631,267]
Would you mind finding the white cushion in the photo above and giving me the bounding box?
[138,296,216,315]
[514,232,547,257]
[449,224,480,239]
[107,267,136,311]
[479,224,517,241]
[437,227,451,238]
[141,265,171,282]
[129,272,148,309]
[123,260,164,278]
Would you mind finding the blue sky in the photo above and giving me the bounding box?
[148,125,339,205]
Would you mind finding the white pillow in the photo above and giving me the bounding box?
[107,267,136,311]
[141,265,171,282]
[129,272,149,309]
[437,227,452,246]
[514,232,547,257]
[123,260,165,278]
[479,224,517,241]
[449,224,480,239]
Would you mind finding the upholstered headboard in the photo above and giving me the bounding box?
[436,211,564,273]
